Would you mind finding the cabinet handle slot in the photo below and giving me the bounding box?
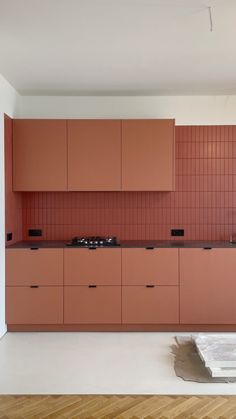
[146,285,155,288]
[203,247,212,250]
[88,247,97,250]
[30,285,39,288]
[145,247,154,250]
[30,247,39,250]
[88,285,97,288]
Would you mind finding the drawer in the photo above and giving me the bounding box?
[6,286,63,324]
[6,248,63,286]
[122,286,179,324]
[122,248,178,285]
[64,248,121,285]
[64,286,121,324]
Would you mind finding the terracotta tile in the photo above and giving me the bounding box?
[224,159,230,175]
[226,191,233,207]
[232,159,236,175]
[191,191,198,208]
[233,143,236,158]
[232,192,236,207]
[191,176,198,192]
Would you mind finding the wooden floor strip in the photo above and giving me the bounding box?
[1,396,236,419]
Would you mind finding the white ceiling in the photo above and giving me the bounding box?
[0,0,235,96]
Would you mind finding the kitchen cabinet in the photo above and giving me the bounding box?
[64,247,121,324]
[180,248,236,324]
[122,286,179,324]
[6,248,63,286]
[6,286,63,324]
[6,245,236,329]
[6,248,63,325]
[122,248,179,324]
[68,120,121,190]
[13,118,175,192]
[122,248,178,285]
[64,286,121,324]
[122,119,175,191]
[13,119,67,191]
[64,248,121,285]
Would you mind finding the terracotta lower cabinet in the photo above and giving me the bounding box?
[6,248,64,325]
[6,286,63,324]
[64,248,122,324]
[122,119,175,191]
[13,119,67,191]
[64,286,121,324]
[122,248,178,285]
[6,248,63,286]
[122,248,179,324]
[6,246,181,327]
[64,248,121,285]
[7,246,236,327]
[180,249,236,324]
[122,286,179,324]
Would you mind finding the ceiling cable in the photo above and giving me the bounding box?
[207,6,213,32]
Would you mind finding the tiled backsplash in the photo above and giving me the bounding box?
[22,126,236,241]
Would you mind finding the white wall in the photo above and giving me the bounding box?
[16,95,236,125]
[0,75,19,338]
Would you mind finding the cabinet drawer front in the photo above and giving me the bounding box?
[122,286,179,324]
[6,286,63,324]
[6,249,63,286]
[122,248,178,286]
[64,248,121,285]
[64,286,121,324]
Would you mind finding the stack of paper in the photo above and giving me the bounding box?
[193,334,236,378]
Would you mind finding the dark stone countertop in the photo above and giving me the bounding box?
[6,240,236,249]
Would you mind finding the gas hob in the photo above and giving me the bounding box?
[66,236,118,247]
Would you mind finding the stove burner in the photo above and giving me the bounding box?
[67,236,118,247]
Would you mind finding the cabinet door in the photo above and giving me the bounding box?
[122,286,179,324]
[6,286,63,324]
[180,249,236,324]
[13,119,67,191]
[64,248,121,285]
[6,249,63,286]
[122,248,178,286]
[64,286,121,324]
[68,120,121,190]
[122,119,175,191]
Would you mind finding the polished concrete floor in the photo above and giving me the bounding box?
[0,332,236,395]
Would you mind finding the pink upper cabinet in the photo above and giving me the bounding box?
[122,248,179,286]
[180,248,236,324]
[122,119,175,191]
[68,120,121,191]
[13,119,67,191]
